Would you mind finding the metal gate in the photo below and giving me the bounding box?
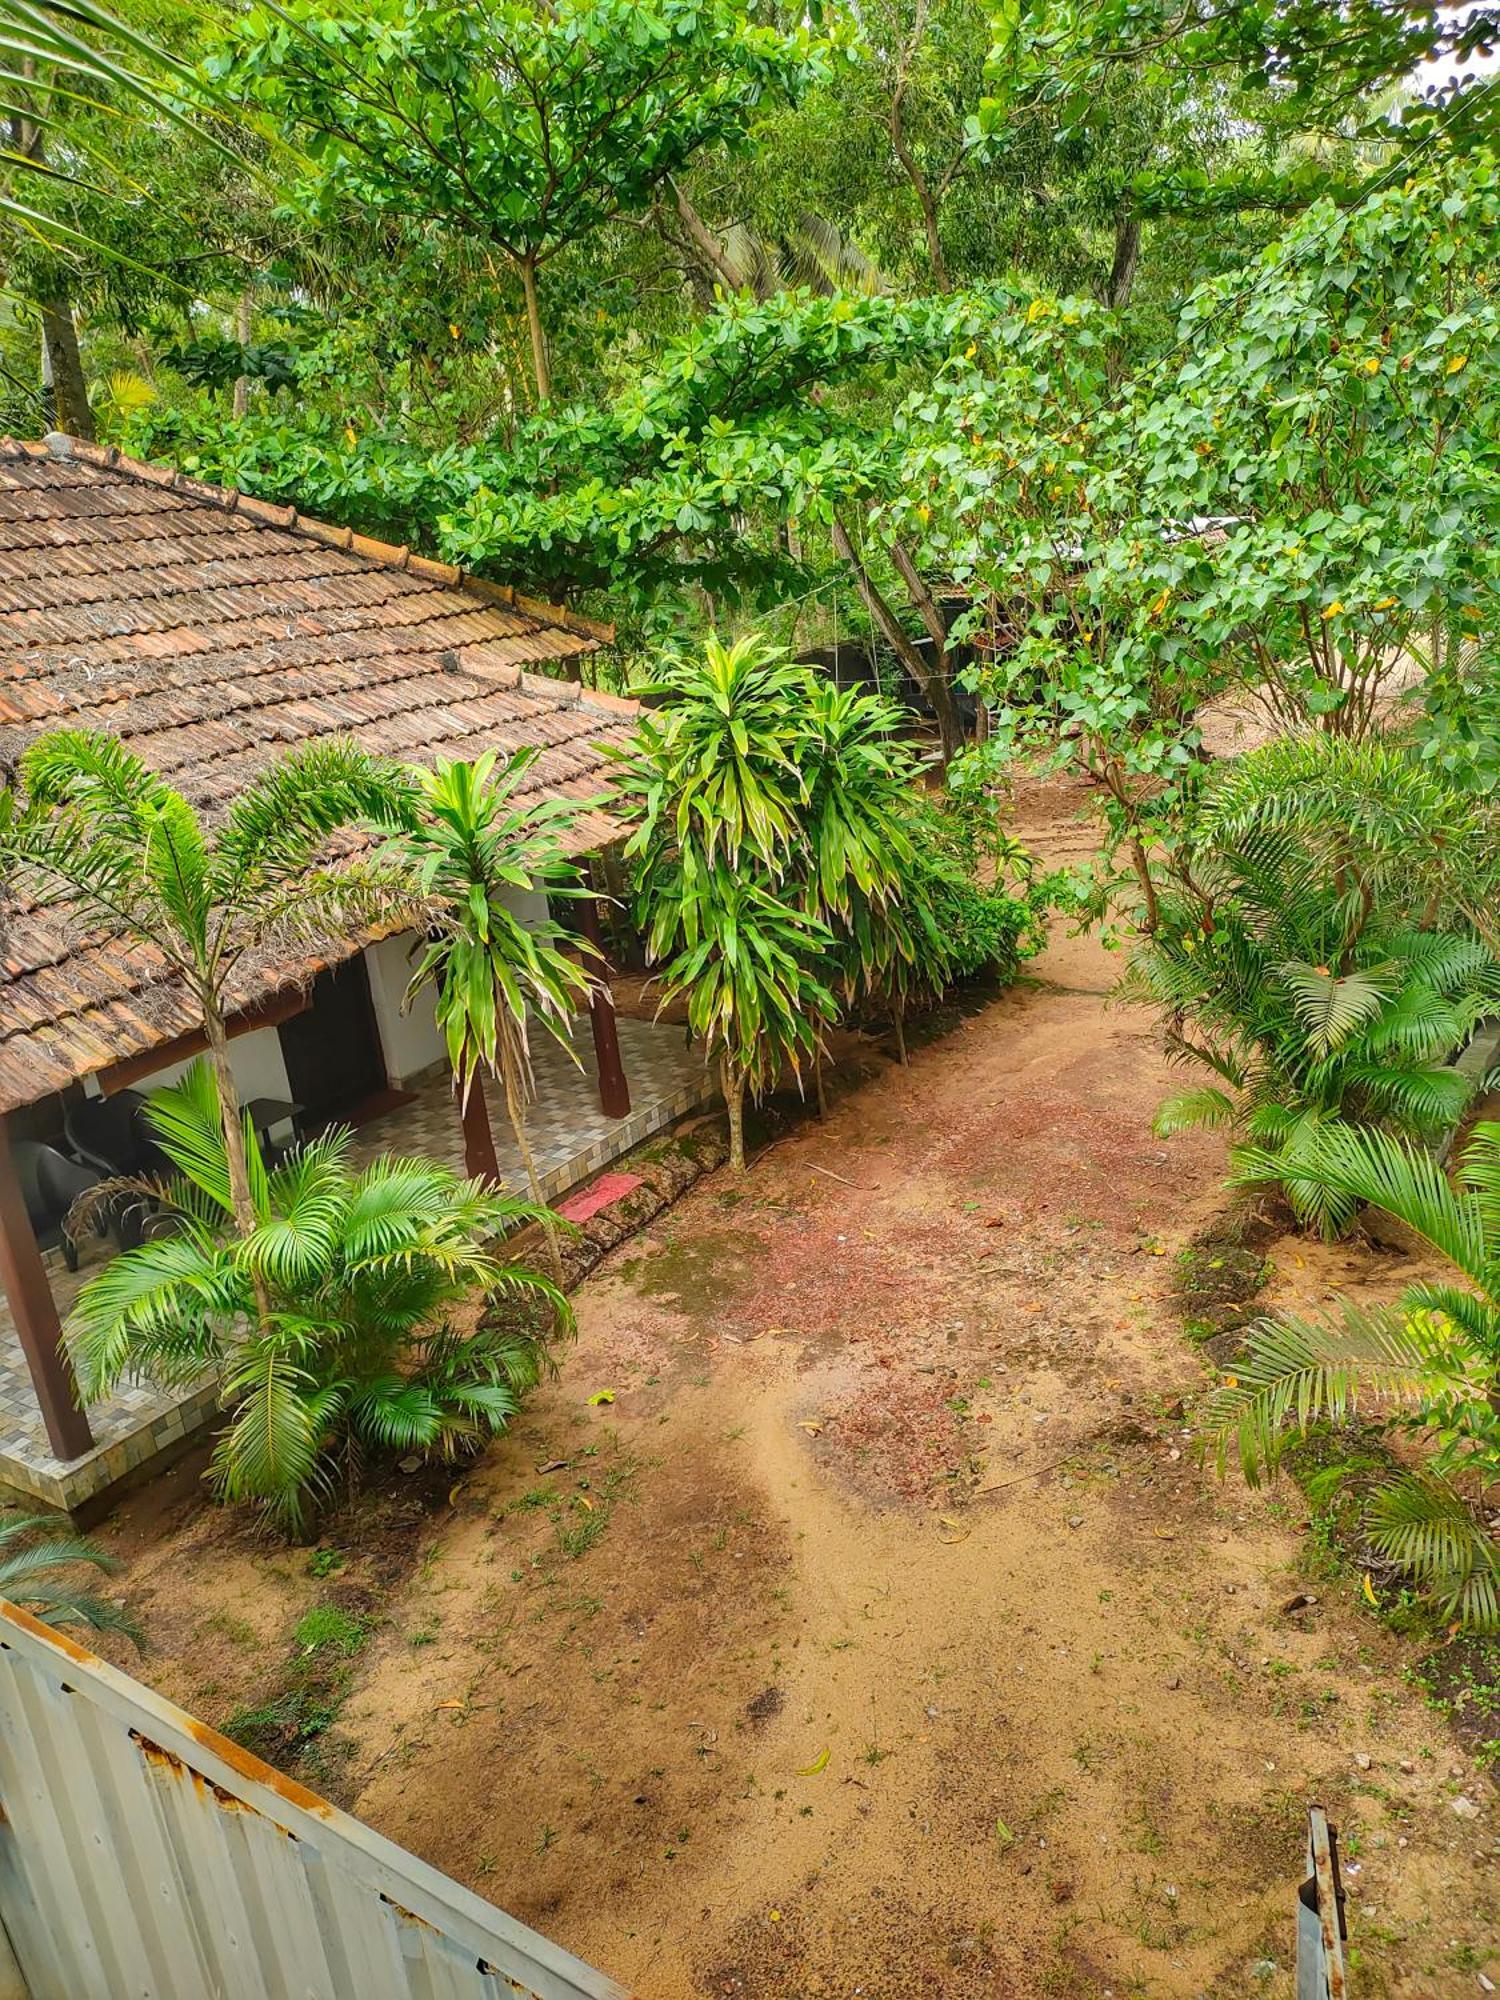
[0,1601,631,2000]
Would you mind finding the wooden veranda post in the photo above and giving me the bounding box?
[456,1062,502,1185]
[0,1117,93,1460]
[577,892,630,1120]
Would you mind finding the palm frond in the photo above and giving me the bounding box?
[1365,1472,1500,1632]
[1205,1300,1479,1485]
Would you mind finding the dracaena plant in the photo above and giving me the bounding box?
[66,1060,568,1529]
[1121,736,1500,1236]
[1208,1120,1500,1633]
[640,850,837,1172]
[620,633,976,1159]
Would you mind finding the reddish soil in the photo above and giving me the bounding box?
[93,774,1496,1999]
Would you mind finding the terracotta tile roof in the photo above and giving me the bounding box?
[0,436,636,1112]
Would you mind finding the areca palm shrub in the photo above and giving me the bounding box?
[1122,737,1500,1235]
[67,1062,566,1528]
[1209,1121,1500,1631]
[0,1512,141,1645]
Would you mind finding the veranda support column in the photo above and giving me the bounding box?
[0,1118,93,1461]
[456,1066,502,1185]
[577,893,630,1120]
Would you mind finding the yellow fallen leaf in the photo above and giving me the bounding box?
[1363,1572,1379,1606]
[587,1390,615,1406]
[577,1495,594,1512]
[797,1748,830,1776]
[769,1910,782,1922]
[1447,353,1469,374]
[798,1418,825,1436]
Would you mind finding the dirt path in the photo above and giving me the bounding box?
[98,778,1495,1998]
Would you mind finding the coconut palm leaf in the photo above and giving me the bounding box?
[1153,1085,1240,1135]
[1207,1300,1471,1485]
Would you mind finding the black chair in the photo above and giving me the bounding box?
[13,1140,105,1271]
[65,1089,168,1180]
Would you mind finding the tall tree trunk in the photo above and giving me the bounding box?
[519,254,551,404]
[813,1047,828,1122]
[1103,212,1141,310]
[889,0,952,291]
[721,1054,747,1173]
[40,298,93,440]
[893,993,908,1067]
[232,286,253,419]
[669,178,744,292]
[831,514,962,766]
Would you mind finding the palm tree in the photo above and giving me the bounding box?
[1209,1120,1500,1631]
[378,749,596,1276]
[67,1060,567,1528]
[0,1510,140,1643]
[1,729,416,1286]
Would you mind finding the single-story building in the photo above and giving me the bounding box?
[0,434,708,1511]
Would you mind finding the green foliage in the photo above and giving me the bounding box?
[1208,1119,1500,1632]
[211,0,830,397]
[618,631,1041,1157]
[1123,735,1500,1234]
[897,791,1049,988]
[898,151,1500,874]
[0,728,416,1237]
[380,749,593,1103]
[66,1059,568,1527]
[1031,0,1500,164]
[0,1511,140,1645]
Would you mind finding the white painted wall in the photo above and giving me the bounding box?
[362,885,554,1089]
[364,934,446,1087]
[129,1024,296,1134]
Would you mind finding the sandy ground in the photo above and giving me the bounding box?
[93,776,1496,1999]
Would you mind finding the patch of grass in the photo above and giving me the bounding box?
[223,1592,375,1776]
[293,1604,369,1656]
[552,1456,641,1562]
[200,1611,258,1650]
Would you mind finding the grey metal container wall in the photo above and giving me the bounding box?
[0,1600,631,2000]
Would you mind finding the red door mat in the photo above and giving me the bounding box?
[557,1171,644,1223]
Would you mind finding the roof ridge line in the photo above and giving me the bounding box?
[1,434,615,649]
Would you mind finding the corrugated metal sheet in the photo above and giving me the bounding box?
[0,1601,631,2000]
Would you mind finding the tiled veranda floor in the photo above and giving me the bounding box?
[0,1015,713,1512]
